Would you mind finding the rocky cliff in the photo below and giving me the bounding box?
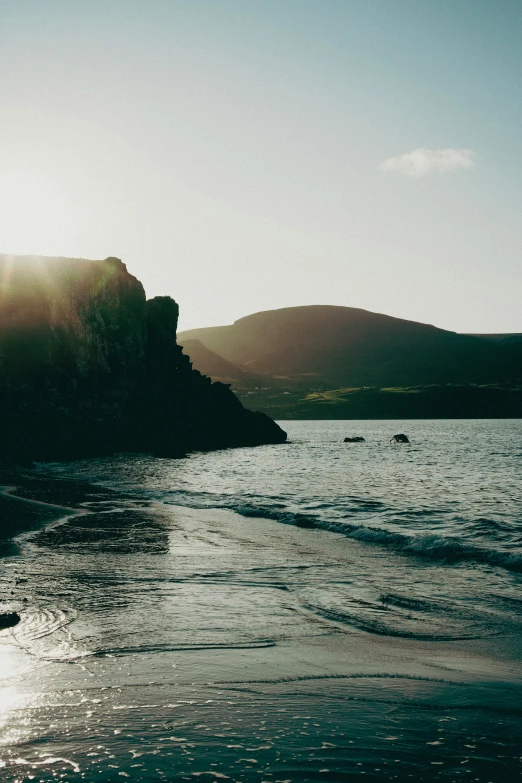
[0,255,286,462]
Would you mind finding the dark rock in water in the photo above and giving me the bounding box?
[390,433,410,443]
[343,436,365,442]
[0,611,20,630]
[0,255,286,462]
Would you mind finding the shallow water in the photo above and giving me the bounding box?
[1,420,522,781]
[37,419,522,638]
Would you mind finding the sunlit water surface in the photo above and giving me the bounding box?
[1,420,521,781]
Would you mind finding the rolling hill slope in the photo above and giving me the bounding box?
[179,305,522,389]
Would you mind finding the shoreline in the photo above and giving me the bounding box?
[1,467,522,780]
[0,481,82,558]
[3,470,522,674]
[2,477,521,681]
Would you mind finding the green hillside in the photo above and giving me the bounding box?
[179,305,522,389]
[179,305,522,418]
[233,384,522,420]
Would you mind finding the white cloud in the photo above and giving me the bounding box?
[379,148,476,177]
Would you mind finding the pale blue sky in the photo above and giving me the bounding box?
[1,1,521,331]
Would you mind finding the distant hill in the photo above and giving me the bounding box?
[179,338,303,395]
[179,305,522,389]
[467,333,522,342]
[179,339,248,385]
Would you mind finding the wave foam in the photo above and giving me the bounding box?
[230,503,522,574]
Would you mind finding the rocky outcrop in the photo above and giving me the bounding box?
[0,611,20,630]
[0,255,286,462]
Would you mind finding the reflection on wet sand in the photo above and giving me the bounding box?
[1,476,522,781]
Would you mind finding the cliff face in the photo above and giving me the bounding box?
[0,255,286,462]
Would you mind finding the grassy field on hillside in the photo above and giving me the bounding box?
[234,384,522,419]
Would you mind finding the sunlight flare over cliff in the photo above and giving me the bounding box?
[0,171,82,257]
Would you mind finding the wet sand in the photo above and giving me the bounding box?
[0,483,80,557]
[1,475,521,781]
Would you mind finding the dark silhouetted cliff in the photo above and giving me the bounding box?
[0,255,285,462]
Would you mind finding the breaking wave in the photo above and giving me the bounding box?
[209,501,522,574]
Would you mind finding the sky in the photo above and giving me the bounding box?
[1,1,521,333]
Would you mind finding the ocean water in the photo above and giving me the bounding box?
[1,419,522,781]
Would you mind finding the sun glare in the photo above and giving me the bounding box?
[0,170,82,257]
[0,641,27,733]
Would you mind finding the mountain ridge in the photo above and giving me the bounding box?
[179,304,522,418]
[179,304,522,387]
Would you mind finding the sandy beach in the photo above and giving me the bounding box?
[1,468,521,782]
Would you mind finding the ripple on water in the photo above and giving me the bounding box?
[296,584,508,640]
[9,606,91,661]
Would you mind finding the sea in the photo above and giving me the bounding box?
[1,419,522,782]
